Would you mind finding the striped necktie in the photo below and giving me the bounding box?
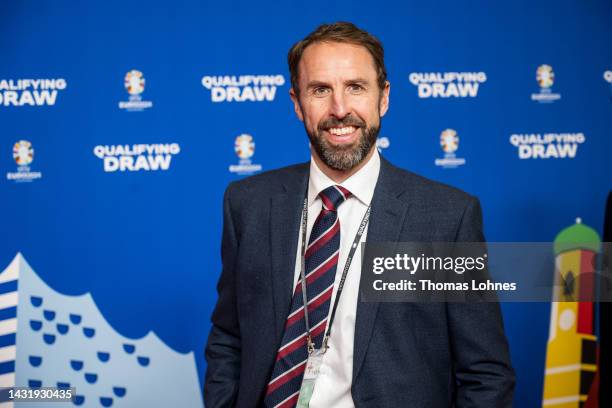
[264,185,352,408]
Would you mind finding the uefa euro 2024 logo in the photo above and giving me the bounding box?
[234,134,255,160]
[7,140,42,182]
[118,69,152,111]
[125,70,145,95]
[435,129,465,169]
[229,134,262,175]
[532,64,561,103]
[536,65,554,89]
[13,140,33,166]
[604,70,612,99]
[440,129,459,154]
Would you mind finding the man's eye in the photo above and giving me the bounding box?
[348,84,365,93]
[313,87,330,96]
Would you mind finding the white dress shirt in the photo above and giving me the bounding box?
[292,149,381,408]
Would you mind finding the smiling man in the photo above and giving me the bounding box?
[290,39,387,181]
[205,22,515,408]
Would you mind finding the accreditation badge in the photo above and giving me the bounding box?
[296,349,325,407]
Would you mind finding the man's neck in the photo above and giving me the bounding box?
[311,147,376,183]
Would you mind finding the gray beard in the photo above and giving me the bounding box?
[308,125,380,171]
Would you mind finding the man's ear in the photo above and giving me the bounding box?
[379,81,390,117]
[289,88,304,122]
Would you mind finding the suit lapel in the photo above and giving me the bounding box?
[353,158,411,381]
[269,166,309,342]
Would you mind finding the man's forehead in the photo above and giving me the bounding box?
[298,42,377,82]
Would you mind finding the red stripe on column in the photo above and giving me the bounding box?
[578,250,596,334]
[578,301,594,335]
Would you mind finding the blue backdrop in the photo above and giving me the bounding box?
[1,0,611,406]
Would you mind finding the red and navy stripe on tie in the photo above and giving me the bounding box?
[264,185,351,408]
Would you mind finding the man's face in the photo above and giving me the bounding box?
[290,42,390,171]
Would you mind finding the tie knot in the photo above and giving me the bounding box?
[319,185,351,211]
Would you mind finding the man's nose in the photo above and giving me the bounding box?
[330,91,349,119]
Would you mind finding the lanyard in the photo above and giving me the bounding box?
[299,197,371,354]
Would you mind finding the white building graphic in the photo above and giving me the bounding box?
[0,254,203,407]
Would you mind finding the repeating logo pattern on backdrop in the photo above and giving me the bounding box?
[6,141,42,183]
[531,65,561,103]
[201,75,285,102]
[435,129,466,168]
[509,132,586,159]
[118,70,153,111]
[1,6,609,407]
[0,79,67,107]
[408,72,486,98]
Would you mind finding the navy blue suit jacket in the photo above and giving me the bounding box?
[205,157,515,407]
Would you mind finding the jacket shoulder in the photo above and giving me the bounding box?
[382,159,477,207]
[380,158,483,241]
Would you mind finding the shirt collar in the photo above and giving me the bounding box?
[308,148,381,207]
